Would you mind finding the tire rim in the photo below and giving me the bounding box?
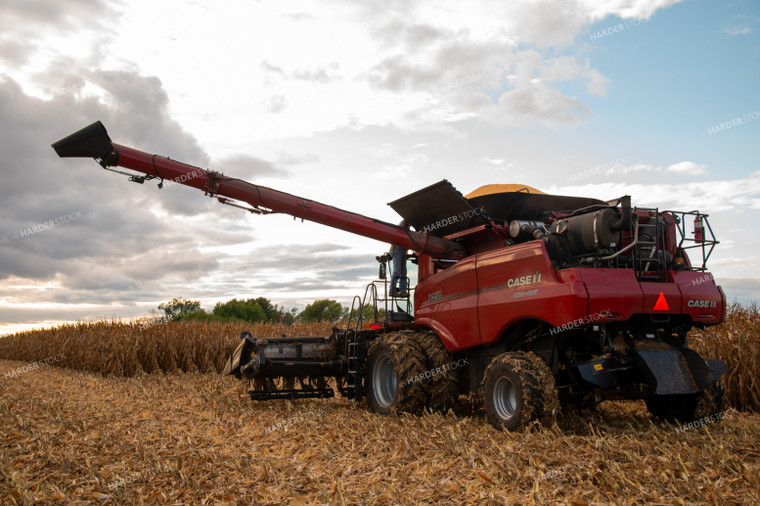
[493,376,517,421]
[373,353,397,408]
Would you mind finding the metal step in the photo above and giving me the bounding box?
[345,332,364,401]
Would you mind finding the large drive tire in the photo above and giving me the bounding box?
[415,331,461,413]
[366,332,428,415]
[646,380,725,423]
[483,352,558,431]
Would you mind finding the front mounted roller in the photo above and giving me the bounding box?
[483,351,558,431]
[366,332,428,415]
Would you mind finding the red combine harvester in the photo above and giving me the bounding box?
[53,121,726,430]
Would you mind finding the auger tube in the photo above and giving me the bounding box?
[52,121,464,259]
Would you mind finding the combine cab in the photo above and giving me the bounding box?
[53,121,726,430]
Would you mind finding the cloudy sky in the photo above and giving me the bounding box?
[1,0,758,335]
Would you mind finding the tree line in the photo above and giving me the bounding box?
[156,297,356,324]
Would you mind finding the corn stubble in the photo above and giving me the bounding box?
[1,361,758,504]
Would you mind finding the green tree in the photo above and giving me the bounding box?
[210,297,288,323]
[298,299,347,322]
[212,298,267,323]
[180,310,228,323]
[158,298,202,321]
[358,304,386,323]
[283,308,298,326]
[253,297,286,322]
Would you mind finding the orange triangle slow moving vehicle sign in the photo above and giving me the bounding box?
[653,292,670,311]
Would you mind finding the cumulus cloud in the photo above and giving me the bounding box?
[0,39,32,67]
[0,68,253,326]
[605,161,709,176]
[495,84,589,126]
[214,154,287,179]
[548,170,760,212]
[357,1,625,128]
[260,60,339,85]
[723,25,752,37]
[374,153,429,180]
[578,0,686,21]
[260,61,285,77]
[11,0,679,145]
[276,152,320,167]
[666,161,708,175]
[0,0,109,30]
[266,95,287,113]
[292,65,339,84]
[0,0,114,67]
[586,69,611,96]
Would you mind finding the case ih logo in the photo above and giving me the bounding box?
[688,299,718,308]
[507,272,542,288]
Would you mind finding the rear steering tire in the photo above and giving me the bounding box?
[483,351,558,431]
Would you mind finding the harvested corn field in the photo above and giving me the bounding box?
[1,360,759,505]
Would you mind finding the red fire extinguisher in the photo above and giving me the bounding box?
[694,215,704,243]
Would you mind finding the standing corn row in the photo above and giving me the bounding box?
[0,321,332,377]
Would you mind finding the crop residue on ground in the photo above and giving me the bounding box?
[1,360,759,504]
